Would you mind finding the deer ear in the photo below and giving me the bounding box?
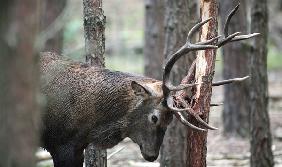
[131,81,152,97]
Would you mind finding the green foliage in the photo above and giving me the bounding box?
[268,45,282,70]
[105,53,144,74]
[64,19,83,44]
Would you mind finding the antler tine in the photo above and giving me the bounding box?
[194,115,218,130]
[168,96,218,130]
[166,82,200,91]
[217,32,241,47]
[224,3,240,37]
[217,3,260,48]
[162,18,218,99]
[174,111,207,131]
[196,35,221,45]
[187,17,212,43]
[179,98,218,130]
[167,96,206,131]
[231,33,260,42]
[212,76,250,86]
[167,96,191,112]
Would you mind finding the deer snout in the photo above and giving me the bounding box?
[143,154,158,162]
[139,144,159,162]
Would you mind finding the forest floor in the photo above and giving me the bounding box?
[37,70,282,167]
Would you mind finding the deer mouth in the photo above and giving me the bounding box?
[139,145,158,162]
[142,154,158,162]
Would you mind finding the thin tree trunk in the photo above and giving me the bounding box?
[219,0,250,137]
[83,0,107,166]
[250,0,274,166]
[160,0,198,166]
[40,0,66,53]
[84,0,106,68]
[185,1,218,166]
[144,0,165,80]
[0,0,40,167]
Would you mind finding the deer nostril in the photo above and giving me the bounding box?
[144,155,158,162]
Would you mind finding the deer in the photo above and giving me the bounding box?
[40,4,258,167]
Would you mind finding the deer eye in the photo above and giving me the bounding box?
[151,115,158,124]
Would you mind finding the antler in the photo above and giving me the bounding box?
[217,3,260,48]
[162,18,218,99]
[162,18,218,131]
[213,3,259,86]
[161,3,260,131]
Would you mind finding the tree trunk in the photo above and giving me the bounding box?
[144,0,165,80]
[83,0,107,166]
[219,0,250,137]
[160,0,198,166]
[40,0,66,53]
[185,1,218,166]
[0,0,40,167]
[250,0,274,166]
[83,0,106,68]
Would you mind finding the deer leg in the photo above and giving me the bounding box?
[50,145,84,167]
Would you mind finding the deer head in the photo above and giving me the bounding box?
[125,81,172,161]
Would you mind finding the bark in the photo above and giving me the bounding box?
[144,0,165,80]
[219,0,250,137]
[0,0,40,167]
[160,0,198,166]
[83,0,107,166]
[85,147,107,167]
[40,0,66,53]
[250,0,274,166]
[186,1,218,166]
[83,0,106,67]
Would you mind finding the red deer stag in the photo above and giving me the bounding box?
[40,4,258,167]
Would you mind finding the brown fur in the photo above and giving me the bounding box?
[40,52,172,167]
